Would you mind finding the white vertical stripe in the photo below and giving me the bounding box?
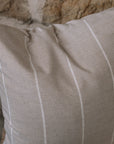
[83,19,114,88]
[24,37,47,144]
[83,19,114,144]
[66,56,85,144]
[0,63,13,144]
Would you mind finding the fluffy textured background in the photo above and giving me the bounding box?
[0,0,114,24]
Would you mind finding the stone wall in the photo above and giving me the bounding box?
[0,0,114,24]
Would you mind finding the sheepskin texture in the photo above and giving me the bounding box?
[0,0,114,23]
[0,0,30,22]
[42,0,114,23]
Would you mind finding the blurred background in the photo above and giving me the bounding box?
[0,0,114,24]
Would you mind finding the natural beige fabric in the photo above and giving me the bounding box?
[0,8,114,144]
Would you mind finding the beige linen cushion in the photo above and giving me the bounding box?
[0,8,114,144]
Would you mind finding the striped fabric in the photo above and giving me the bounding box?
[0,8,114,144]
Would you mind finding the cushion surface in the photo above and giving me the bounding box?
[0,8,114,144]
